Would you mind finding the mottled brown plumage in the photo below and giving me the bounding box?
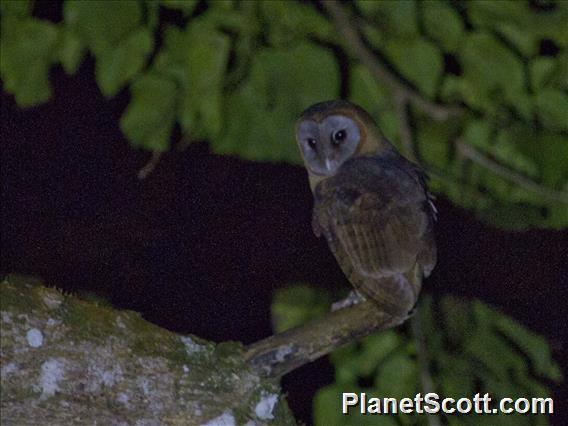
[296,100,436,319]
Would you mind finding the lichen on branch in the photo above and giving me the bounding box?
[0,275,295,426]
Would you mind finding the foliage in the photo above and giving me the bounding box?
[1,0,567,229]
[2,2,565,423]
[272,287,562,426]
[271,285,332,333]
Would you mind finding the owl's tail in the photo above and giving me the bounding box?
[348,263,422,320]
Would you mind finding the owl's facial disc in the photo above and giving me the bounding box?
[296,115,361,176]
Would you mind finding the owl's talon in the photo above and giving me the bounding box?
[331,290,365,311]
[407,304,418,318]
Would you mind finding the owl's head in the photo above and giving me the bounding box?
[295,100,381,177]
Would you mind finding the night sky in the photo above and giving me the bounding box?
[2,6,568,424]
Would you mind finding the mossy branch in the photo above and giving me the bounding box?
[0,274,409,424]
[245,299,405,378]
[0,275,295,426]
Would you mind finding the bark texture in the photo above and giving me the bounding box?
[0,275,295,426]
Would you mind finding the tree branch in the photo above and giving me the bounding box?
[322,0,463,121]
[138,150,163,180]
[393,93,417,162]
[0,276,295,425]
[456,140,568,204]
[245,299,405,378]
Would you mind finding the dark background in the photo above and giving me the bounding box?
[2,2,568,423]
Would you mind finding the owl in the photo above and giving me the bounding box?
[295,100,436,320]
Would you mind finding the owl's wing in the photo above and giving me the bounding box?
[313,156,436,315]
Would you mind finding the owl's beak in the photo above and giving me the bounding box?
[325,159,334,172]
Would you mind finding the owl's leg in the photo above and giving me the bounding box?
[331,290,366,311]
[406,300,419,318]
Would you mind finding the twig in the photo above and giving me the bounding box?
[322,0,463,121]
[425,165,490,202]
[245,299,405,378]
[137,150,163,180]
[393,93,417,162]
[456,140,568,204]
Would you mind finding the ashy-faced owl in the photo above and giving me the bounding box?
[296,100,436,320]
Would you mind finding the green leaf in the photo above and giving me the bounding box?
[422,1,464,52]
[177,25,230,139]
[530,58,556,90]
[509,90,533,121]
[191,2,256,35]
[496,314,562,381]
[313,385,348,426]
[383,38,443,98]
[150,24,230,140]
[144,0,161,31]
[556,51,568,88]
[462,120,492,150]
[57,28,85,75]
[546,204,568,229]
[493,129,539,178]
[314,385,400,425]
[538,135,568,189]
[0,17,59,107]
[271,286,331,333]
[506,127,568,191]
[355,0,418,38]
[152,26,187,73]
[261,1,334,46]
[439,75,462,103]
[459,32,525,110]
[349,65,398,142]
[513,370,552,400]
[466,331,527,379]
[438,357,475,398]
[467,2,541,57]
[160,0,198,16]
[64,0,142,55]
[497,23,539,57]
[374,350,417,399]
[331,344,361,385]
[330,332,403,386]
[468,1,568,48]
[95,28,153,97]
[322,297,561,424]
[358,332,402,377]
[439,297,475,346]
[330,333,403,386]
[416,119,458,169]
[418,296,445,355]
[534,88,568,131]
[207,0,235,10]
[0,0,30,17]
[360,22,385,52]
[468,0,531,30]
[120,73,177,151]
[216,43,339,163]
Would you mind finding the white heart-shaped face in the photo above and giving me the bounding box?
[296,115,361,176]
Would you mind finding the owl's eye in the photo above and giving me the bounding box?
[306,138,317,149]
[332,129,347,145]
